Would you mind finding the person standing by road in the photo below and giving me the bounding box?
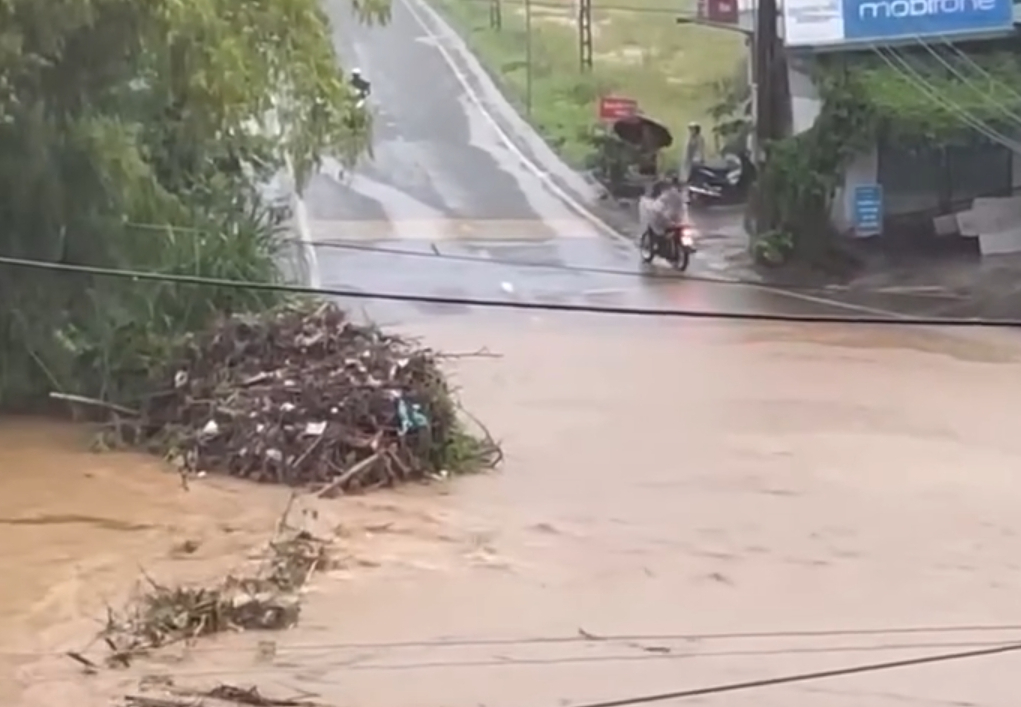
[682,122,706,184]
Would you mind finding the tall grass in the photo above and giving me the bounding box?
[431,0,745,166]
[0,188,286,409]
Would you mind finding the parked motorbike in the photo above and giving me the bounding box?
[687,150,756,207]
[639,223,695,271]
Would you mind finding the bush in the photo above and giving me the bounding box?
[0,0,385,409]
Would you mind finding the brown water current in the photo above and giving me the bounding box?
[7,315,1021,707]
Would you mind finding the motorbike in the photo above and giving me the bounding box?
[687,150,756,207]
[639,222,695,271]
[351,77,371,109]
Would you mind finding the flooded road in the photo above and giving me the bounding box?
[10,314,1021,707]
[6,0,1021,704]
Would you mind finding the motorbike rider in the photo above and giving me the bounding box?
[682,122,706,185]
[350,68,371,99]
[646,172,686,241]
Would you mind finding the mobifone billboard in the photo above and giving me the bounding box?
[783,0,1014,47]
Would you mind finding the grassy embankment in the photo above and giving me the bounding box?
[430,0,745,167]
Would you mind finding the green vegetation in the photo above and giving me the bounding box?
[429,0,746,166]
[0,0,387,409]
[757,49,1021,266]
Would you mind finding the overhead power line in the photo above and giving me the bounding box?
[450,0,684,14]
[10,628,1021,659]
[874,46,1021,153]
[123,220,874,295]
[1,253,1017,325]
[916,40,1021,136]
[565,640,1021,707]
[54,639,1021,694]
[943,38,1021,115]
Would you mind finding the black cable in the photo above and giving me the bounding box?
[566,641,1021,707]
[441,0,684,13]
[256,639,1021,671]
[124,221,863,295]
[120,222,961,301]
[34,639,1021,684]
[160,622,1021,653]
[12,623,1021,658]
[12,623,1021,659]
[0,254,1014,326]
[294,238,872,294]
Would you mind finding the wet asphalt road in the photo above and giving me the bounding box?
[303,0,936,329]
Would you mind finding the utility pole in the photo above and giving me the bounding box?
[490,0,501,30]
[525,0,533,116]
[753,0,788,233]
[579,0,593,72]
[753,0,775,163]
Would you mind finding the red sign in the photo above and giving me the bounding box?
[697,0,738,24]
[598,96,638,122]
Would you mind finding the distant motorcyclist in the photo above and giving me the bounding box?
[350,68,371,100]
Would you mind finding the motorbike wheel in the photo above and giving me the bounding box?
[675,247,691,272]
[638,230,656,263]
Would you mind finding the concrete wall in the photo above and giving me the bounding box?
[786,51,1021,240]
[787,59,878,235]
[788,59,822,136]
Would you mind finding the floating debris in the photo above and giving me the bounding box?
[96,528,332,668]
[123,681,329,706]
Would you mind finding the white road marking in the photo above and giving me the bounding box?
[308,218,596,241]
[398,0,619,241]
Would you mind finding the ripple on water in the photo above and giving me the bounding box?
[0,418,293,702]
[0,417,475,707]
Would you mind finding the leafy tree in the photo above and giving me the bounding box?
[0,0,388,407]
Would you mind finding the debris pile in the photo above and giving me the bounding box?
[135,301,499,492]
[94,529,332,667]
[123,682,328,706]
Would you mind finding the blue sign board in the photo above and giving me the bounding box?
[842,0,1014,42]
[853,184,883,236]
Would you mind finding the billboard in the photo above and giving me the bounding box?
[784,0,1015,47]
[598,96,638,121]
[698,0,740,24]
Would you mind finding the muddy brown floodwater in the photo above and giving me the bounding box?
[0,420,298,698]
[7,314,1021,707]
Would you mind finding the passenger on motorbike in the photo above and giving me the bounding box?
[646,174,686,240]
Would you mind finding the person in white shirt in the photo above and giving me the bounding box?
[683,122,706,184]
[644,174,686,239]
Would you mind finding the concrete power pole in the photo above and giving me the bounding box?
[752,0,787,233]
[525,0,533,116]
[753,0,776,162]
[490,0,501,30]
[579,0,593,72]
